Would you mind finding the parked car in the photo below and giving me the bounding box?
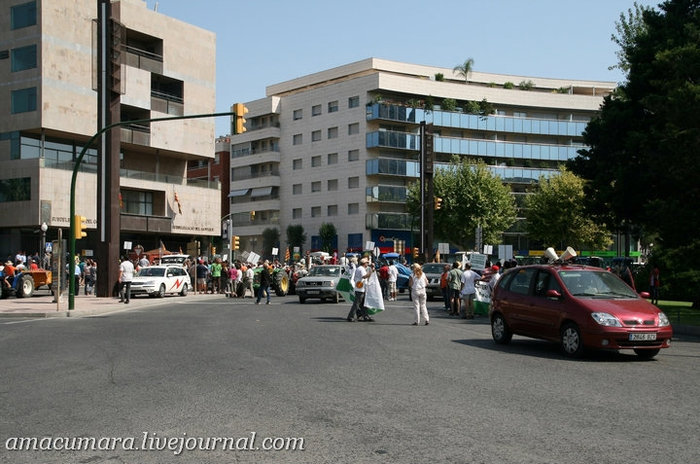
[422,263,449,300]
[296,265,344,303]
[489,264,672,359]
[130,265,190,298]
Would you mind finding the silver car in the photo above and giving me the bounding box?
[296,265,344,304]
[422,263,449,300]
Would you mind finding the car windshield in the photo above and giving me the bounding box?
[422,264,446,274]
[308,266,341,277]
[558,270,638,298]
[137,268,165,277]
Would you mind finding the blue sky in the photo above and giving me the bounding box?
[146,0,660,137]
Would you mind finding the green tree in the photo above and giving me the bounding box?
[524,169,612,251]
[441,98,457,111]
[453,58,474,83]
[286,224,307,252]
[319,223,337,253]
[262,227,280,258]
[609,2,651,75]
[408,156,516,249]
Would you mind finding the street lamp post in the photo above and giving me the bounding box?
[40,222,48,260]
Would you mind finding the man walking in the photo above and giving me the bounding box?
[347,258,371,321]
[256,261,272,305]
[118,256,134,304]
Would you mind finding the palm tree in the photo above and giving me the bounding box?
[453,58,475,83]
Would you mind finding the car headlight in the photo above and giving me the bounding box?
[591,312,623,327]
[658,312,670,327]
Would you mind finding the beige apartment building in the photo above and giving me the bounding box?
[229,58,615,258]
[0,0,218,260]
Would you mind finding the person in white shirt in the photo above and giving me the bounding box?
[409,263,430,326]
[387,260,399,301]
[119,256,135,304]
[460,262,482,319]
[347,258,372,322]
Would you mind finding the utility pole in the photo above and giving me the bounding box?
[95,0,122,298]
[419,122,434,262]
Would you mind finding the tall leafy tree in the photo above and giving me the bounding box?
[408,156,516,250]
[569,0,700,250]
[453,58,475,83]
[319,223,337,253]
[262,227,280,258]
[524,169,612,251]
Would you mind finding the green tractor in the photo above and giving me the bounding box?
[252,266,290,296]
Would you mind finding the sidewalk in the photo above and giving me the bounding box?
[0,290,224,318]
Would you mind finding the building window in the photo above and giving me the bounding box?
[328,100,338,113]
[328,179,338,191]
[11,87,37,114]
[327,127,338,139]
[122,190,153,216]
[348,203,359,215]
[292,208,302,219]
[348,149,359,161]
[327,152,338,165]
[311,181,321,192]
[348,176,359,189]
[348,96,360,108]
[293,183,302,195]
[11,1,36,30]
[311,206,321,217]
[312,104,321,116]
[312,130,321,142]
[348,123,360,135]
[293,158,302,170]
[293,134,303,145]
[293,109,303,120]
[0,177,31,202]
[311,155,322,167]
[11,44,37,72]
[327,205,338,217]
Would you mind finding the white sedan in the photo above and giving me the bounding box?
[130,265,190,298]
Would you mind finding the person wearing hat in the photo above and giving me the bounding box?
[347,257,372,322]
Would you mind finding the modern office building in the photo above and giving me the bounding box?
[0,0,218,260]
[229,58,614,257]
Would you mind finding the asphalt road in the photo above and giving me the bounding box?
[1,295,699,464]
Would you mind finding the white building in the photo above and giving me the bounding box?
[230,58,614,258]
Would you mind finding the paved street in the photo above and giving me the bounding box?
[1,295,699,464]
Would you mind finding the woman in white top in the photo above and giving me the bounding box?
[409,263,430,326]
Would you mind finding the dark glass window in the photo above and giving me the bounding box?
[11,1,36,29]
[0,177,31,202]
[11,87,37,113]
[11,44,37,71]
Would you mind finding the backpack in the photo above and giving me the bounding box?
[379,266,389,280]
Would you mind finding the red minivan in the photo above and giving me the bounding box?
[489,264,672,359]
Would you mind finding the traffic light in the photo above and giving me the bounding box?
[233,102,248,134]
[233,235,240,250]
[73,215,87,240]
[435,197,443,210]
[212,246,216,255]
[412,247,419,258]
[250,210,256,222]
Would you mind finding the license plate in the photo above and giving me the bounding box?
[307,290,319,295]
[629,333,657,341]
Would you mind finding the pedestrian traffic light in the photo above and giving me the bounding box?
[233,235,240,250]
[435,197,443,210]
[73,215,87,240]
[233,102,248,134]
[412,247,419,258]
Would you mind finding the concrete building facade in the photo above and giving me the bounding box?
[0,0,218,260]
[229,58,615,258]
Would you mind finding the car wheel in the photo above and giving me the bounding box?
[298,296,305,304]
[157,284,166,298]
[179,283,188,297]
[491,313,512,344]
[634,348,660,360]
[560,322,584,357]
